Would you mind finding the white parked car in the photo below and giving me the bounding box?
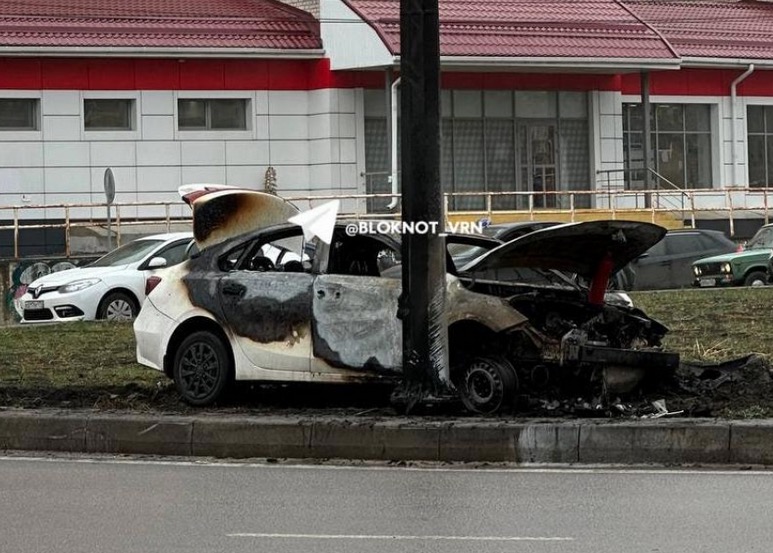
[19,232,193,324]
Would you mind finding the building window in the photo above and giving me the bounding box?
[747,105,773,187]
[623,103,712,189]
[178,99,248,130]
[363,89,590,213]
[84,99,134,130]
[0,98,39,130]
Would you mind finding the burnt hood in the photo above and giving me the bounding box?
[460,220,666,279]
[180,185,299,250]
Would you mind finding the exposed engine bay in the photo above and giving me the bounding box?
[461,277,679,395]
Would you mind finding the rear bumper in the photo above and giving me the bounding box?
[134,299,174,372]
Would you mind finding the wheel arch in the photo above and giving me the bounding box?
[447,319,500,374]
[163,316,234,379]
[743,265,768,278]
[98,287,140,314]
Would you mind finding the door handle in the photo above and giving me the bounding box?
[222,282,246,297]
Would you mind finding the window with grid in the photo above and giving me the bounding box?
[747,105,773,187]
[363,90,589,213]
[623,103,712,189]
[178,99,248,130]
[84,99,134,130]
[0,98,39,130]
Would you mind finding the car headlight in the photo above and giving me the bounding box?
[694,266,702,276]
[721,263,732,273]
[59,278,101,293]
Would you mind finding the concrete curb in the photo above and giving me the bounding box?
[2,409,773,465]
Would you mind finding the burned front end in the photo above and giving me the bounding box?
[505,286,679,394]
[459,221,680,398]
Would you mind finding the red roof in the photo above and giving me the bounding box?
[626,0,773,60]
[347,0,773,63]
[3,0,773,62]
[0,0,321,50]
[346,0,678,60]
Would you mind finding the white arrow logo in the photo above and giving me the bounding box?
[288,200,340,245]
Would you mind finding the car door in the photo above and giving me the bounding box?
[217,228,313,373]
[663,232,706,288]
[630,239,669,290]
[311,232,402,374]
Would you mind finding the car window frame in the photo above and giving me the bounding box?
[235,226,310,273]
[323,228,401,278]
[137,238,192,270]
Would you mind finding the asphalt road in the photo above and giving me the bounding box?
[1,455,772,553]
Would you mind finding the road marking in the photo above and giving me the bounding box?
[227,533,573,542]
[1,455,772,476]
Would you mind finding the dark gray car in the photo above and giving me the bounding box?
[631,228,737,290]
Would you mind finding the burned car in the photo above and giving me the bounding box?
[134,188,678,413]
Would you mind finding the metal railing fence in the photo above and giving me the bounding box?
[2,187,772,260]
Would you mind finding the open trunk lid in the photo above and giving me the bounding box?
[179,185,299,250]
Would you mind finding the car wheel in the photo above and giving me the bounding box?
[97,291,138,321]
[173,330,231,406]
[457,355,518,414]
[744,271,767,287]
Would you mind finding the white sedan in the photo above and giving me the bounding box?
[19,232,193,324]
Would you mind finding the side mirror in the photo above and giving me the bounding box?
[147,256,167,269]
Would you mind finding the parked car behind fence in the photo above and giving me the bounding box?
[631,228,738,290]
[693,224,772,288]
[18,232,194,323]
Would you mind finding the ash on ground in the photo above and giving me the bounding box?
[521,354,773,418]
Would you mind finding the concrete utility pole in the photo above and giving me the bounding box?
[394,0,450,408]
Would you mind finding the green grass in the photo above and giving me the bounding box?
[630,287,773,362]
[1,288,771,413]
[0,321,176,410]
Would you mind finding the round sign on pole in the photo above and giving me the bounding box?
[103,167,116,205]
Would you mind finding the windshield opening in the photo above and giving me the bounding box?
[89,240,164,267]
[746,227,773,250]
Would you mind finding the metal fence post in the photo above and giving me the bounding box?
[65,206,71,257]
[12,207,19,260]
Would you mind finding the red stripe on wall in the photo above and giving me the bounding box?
[621,69,773,96]
[134,59,181,89]
[1,56,625,92]
[0,57,373,91]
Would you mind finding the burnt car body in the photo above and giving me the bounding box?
[134,188,678,413]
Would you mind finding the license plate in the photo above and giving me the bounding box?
[699,278,716,288]
[25,300,43,310]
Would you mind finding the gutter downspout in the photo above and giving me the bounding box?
[731,64,755,186]
[386,76,401,210]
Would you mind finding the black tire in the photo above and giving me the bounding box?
[457,355,518,414]
[97,291,138,321]
[173,330,231,406]
[744,270,767,287]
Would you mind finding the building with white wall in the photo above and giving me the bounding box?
[3,0,773,253]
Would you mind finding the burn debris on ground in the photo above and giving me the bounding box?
[517,354,773,418]
[1,356,770,418]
